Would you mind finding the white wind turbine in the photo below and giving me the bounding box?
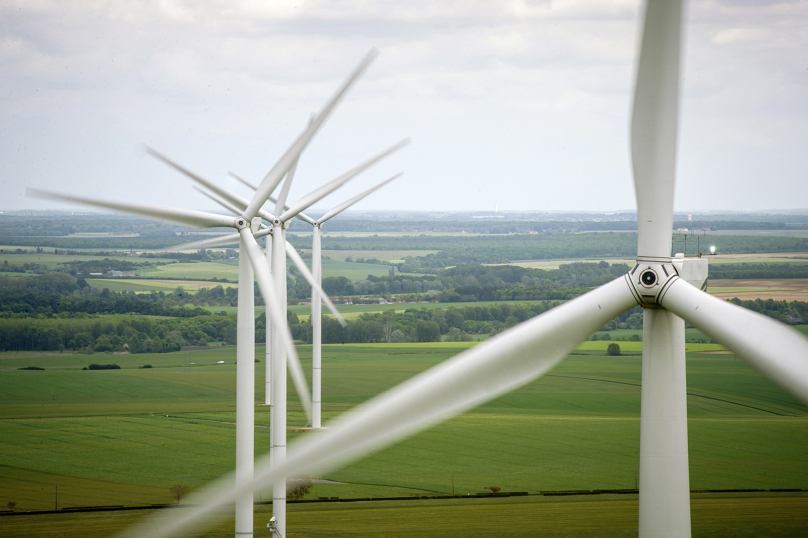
[234,164,405,430]
[308,173,403,429]
[167,137,409,535]
[119,2,808,537]
[31,48,385,538]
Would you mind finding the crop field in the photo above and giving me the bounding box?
[708,278,808,301]
[86,278,239,294]
[1,338,807,536]
[707,253,808,263]
[135,258,392,282]
[0,251,179,268]
[710,230,808,237]
[302,249,439,262]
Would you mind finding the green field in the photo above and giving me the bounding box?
[199,299,560,320]
[1,339,807,536]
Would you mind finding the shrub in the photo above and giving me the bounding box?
[141,364,153,369]
[607,343,621,356]
[88,363,121,370]
[18,366,44,370]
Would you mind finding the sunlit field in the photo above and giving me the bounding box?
[1,341,806,536]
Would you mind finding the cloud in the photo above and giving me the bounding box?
[712,27,768,45]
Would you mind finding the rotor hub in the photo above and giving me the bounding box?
[626,258,680,307]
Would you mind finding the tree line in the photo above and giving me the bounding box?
[0,314,235,353]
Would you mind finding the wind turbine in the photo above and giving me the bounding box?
[309,173,403,429]
[119,2,808,537]
[228,140,409,535]
[32,48,384,538]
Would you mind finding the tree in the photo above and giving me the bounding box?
[415,320,440,342]
[447,327,471,342]
[169,484,190,504]
[484,486,501,495]
[287,478,313,500]
[607,343,621,356]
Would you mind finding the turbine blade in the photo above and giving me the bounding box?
[147,147,254,218]
[292,210,316,226]
[631,0,683,260]
[284,240,347,326]
[229,171,258,191]
[274,114,313,217]
[192,185,241,216]
[243,49,380,221]
[319,173,402,224]
[117,276,637,538]
[661,278,808,405]
[159,233,241,252]
[278,138,411,223]
[27,188,236,229]
[274,157,299,217]
[238,229,313,419]
[230,171,312,224]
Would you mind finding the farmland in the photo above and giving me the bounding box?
[1,340,807,536]
[3,213,808,536]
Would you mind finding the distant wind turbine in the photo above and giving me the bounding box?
[32,48,383,538]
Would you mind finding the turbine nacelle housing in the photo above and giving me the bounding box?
[626,259,679,307]
[627,255,709,307]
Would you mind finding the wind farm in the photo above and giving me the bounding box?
[3,0,808,537]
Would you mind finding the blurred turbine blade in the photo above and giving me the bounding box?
[319,173,402,224]
[117,276,637,538]
[243,49,380,221]
[159,233,241,252]
[279,138,411,223]
[274,158,299,217]
[238,229,312,419]
[26,188,236,229]
[192,185,241,216]
[230,171,312,224]
[284,240,346,326]
[146,147,254,217]
[661,278,808,405]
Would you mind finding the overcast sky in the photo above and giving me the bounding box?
[2,0,806,215]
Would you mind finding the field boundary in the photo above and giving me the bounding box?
[3,488,804,517]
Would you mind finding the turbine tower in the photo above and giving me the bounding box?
[231,140,409,536]
[119,2,808,537]
[310,173,402,428]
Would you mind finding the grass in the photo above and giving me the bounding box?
[2,491,807,538]
[0,342,806,535]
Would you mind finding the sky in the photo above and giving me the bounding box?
[1,0,807,216]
